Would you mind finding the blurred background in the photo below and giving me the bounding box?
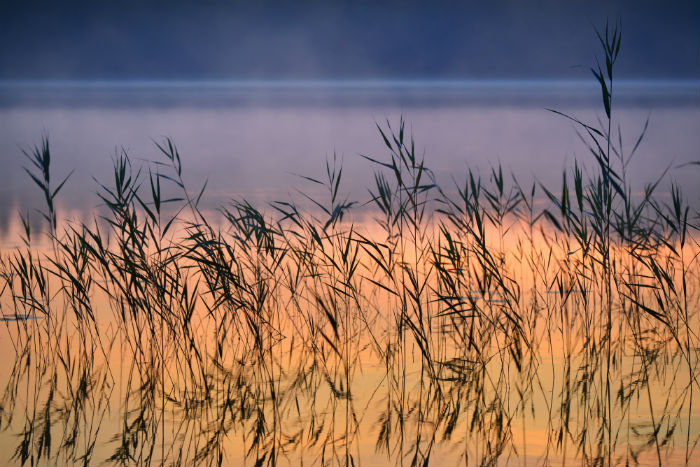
[0,0,698,236]
[1,0,698,80]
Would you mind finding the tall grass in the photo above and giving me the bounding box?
[0,23,698,467]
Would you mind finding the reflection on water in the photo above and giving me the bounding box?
[0,109,698,466]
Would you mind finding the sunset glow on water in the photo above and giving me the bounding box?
[1,158,698,465]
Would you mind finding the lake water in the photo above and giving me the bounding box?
[0,81,698,467]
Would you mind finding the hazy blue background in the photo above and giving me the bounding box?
[0,1,698,237]
[1,0,698,80]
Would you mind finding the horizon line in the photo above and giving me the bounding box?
[1,77,698,89]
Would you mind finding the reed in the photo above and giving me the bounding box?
[0,23,698,467]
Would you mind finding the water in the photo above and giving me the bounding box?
[0,81,698,467]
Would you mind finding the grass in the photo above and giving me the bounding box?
[0,22,698,467]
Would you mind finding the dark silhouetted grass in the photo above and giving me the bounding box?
[0,22,698,467]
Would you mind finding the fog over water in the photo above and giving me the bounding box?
[1,1,698,233]
[0,80,698,236]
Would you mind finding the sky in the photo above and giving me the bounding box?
[0,0,698,81]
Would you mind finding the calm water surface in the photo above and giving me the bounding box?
[0,81,698,467]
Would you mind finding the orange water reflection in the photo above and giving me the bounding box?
[0,207,698,466]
